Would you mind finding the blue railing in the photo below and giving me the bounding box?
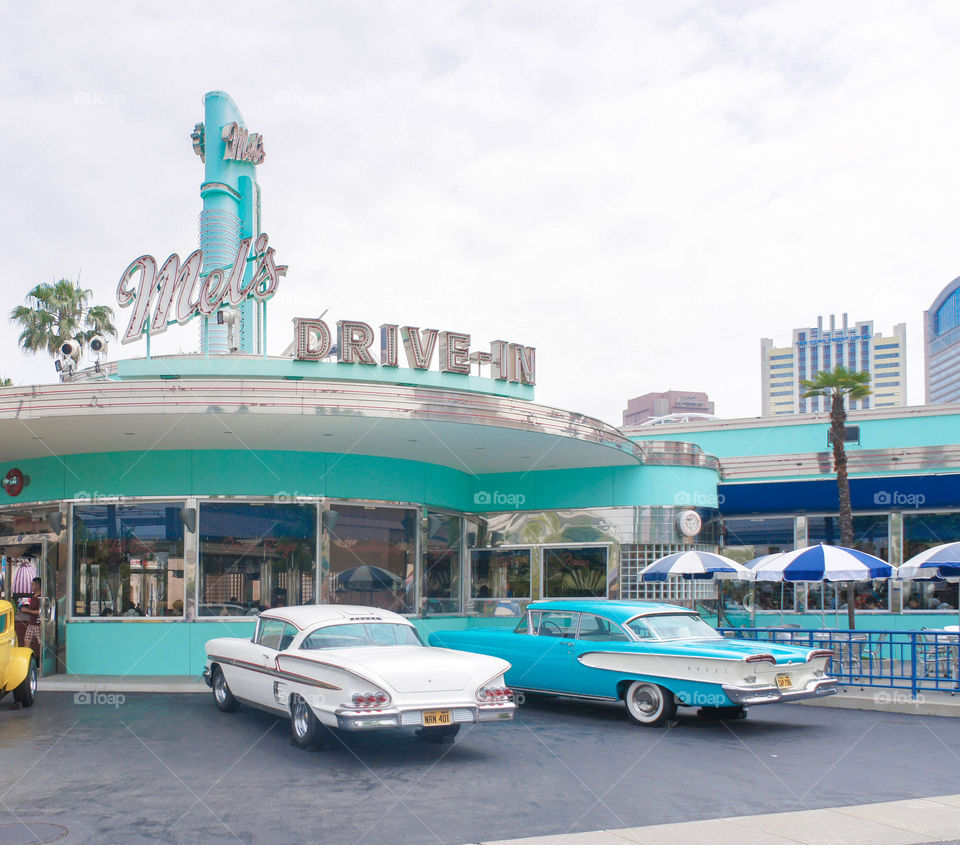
[717,627,960,698]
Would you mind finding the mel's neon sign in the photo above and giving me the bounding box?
[115,234,286,343]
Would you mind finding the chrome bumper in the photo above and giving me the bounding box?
[334,702,515,731]
[201,667,212,688]
[722,677,838,706]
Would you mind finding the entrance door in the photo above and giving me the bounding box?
[40,538,60,676]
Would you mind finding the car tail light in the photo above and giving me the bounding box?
[348,690,391,709]
[476,684,513,703]
[808,649,835,661]
[745,654,777,664]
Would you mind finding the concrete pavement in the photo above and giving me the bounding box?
[483,794,960,844]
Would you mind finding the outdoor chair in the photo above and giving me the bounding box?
[857,632,887,678]
[919,629,954,679]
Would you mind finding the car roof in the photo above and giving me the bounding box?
[527,599,698,625]
[259,604,411,630]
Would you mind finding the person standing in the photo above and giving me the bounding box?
[21,577,42,665]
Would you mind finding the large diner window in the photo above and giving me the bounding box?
[806,515,890,611]
[72,503,185,618]
[325,505,415,614]
[469,548,531,615]
[902,512,960,610]
[721,516,796,612]
[543,546,608,598]
[422,512,462,615]
[198,502,316,616]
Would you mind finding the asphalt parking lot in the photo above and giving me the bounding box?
[2,692,960,845]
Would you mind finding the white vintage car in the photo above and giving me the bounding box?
[203,605,515,748]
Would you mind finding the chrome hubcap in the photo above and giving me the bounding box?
[631,686,659,717]
[29,667,38,695]
[214,674,226,702]
[293,700,308,737]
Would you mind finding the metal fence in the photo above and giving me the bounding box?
[717,627,960,698]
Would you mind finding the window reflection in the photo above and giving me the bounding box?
[903,513,960,610]
[721,517,795,612]
[543,547,608,598]
[325,505,415,614]
[422,513,461,614]
[73,503,185,617]
[198,502,316,615]
[469,549,530,616]
[807,516,890,610]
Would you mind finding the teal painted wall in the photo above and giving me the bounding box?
[64,617,512,675]
[66,621,256,675]
[3,449,715,513]
[631,410,960,460]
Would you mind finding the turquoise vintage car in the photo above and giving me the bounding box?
[428,599,837,726]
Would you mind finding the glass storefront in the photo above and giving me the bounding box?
[325,504,415,614]
[73,503,185,617]
[198,502,316,615]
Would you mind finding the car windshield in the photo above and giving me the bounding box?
[299,622,424,650]
[627,613,721,641]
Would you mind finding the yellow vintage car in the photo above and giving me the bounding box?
[0,599,38,708]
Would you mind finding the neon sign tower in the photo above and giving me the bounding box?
[190,91,266,354]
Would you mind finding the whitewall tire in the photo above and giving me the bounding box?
[623,681,676,727]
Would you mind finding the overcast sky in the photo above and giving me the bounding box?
[3,1,959,426]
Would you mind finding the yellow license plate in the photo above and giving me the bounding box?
[423,710,451,726]
[776,674,793,690]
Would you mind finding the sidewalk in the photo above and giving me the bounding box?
[800,685,960,717]
[482,793,960,845]
[38,674,208,693]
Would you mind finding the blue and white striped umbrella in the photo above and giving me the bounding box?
[751,543,894,582]
[898,542,960,581]
[641,551,751,582]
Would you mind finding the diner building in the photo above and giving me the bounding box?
[0,360,722,676]
[627,403,960,628]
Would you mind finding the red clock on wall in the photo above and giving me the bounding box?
[2,468,25,497]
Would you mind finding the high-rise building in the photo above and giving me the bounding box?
[623,390,714,426]
[761,315,907,416]
[924,277,960,404]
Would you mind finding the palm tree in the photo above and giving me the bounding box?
[801,366,872,629]
[10,279,116,360]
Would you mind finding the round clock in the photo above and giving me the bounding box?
[675,509,702,538]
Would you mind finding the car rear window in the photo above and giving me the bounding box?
[300,622,423,650]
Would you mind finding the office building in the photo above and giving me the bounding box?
[924,277,960,403]
[761,315,907,416]
[622,391,715,426]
